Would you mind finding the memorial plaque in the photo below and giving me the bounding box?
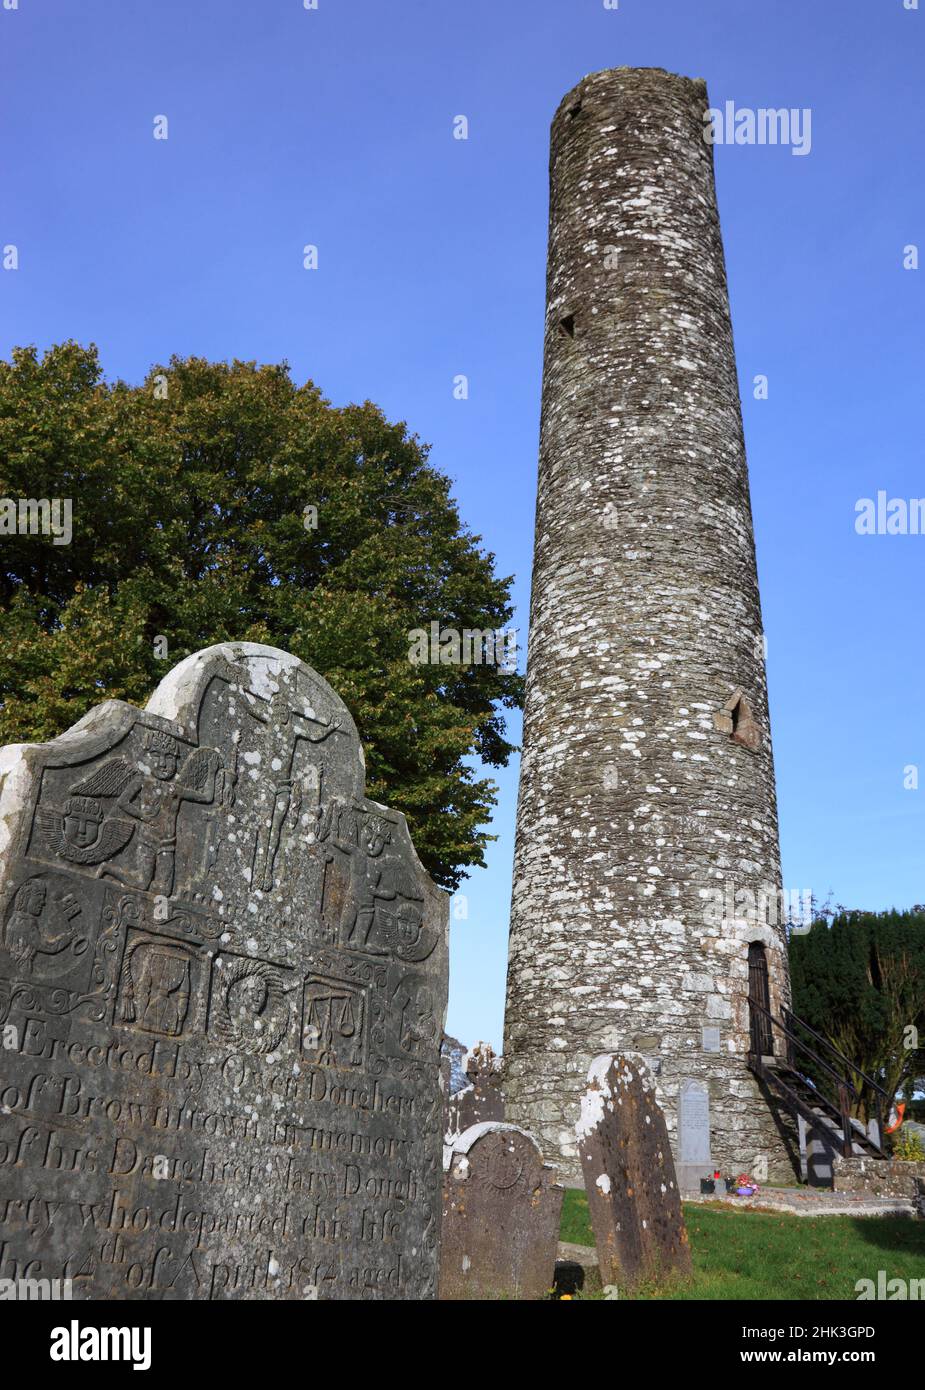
[677,1076,712,1193]
[576,1054,691,1290]
[439,1122,563,1301]
[0,642,448,1300]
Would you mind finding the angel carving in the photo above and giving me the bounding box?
[61,728,228,896]
[36,793,135,866]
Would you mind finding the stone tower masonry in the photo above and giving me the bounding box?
[503,68,796,1183]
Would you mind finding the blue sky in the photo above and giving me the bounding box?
[3,0,923,1050]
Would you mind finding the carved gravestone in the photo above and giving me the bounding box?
[0,643,448,1300]
[445,1041,505,1140]
[576,1054,691,1290]
[439,1122,563,1300]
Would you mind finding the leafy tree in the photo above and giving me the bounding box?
[0,342,523,890]
[789,908,925,1124]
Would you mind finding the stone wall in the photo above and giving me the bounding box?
[834,1158,925,1201]
[503,67,795,1183]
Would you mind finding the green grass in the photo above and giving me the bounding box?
[559,1188,925,1300]
[560,1188,598,1245]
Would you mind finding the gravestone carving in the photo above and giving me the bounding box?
[0,642,448,1299]
[445,1040,505,1140]
[439,1122,563,1301]
[576,1055,691,1290]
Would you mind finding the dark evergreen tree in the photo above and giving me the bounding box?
[789,908,925,1122]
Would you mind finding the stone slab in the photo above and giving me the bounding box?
[439,1122,563,1300]
[677,1075,713,1193]
[576,1054,691,1289]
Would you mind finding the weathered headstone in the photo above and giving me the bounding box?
[576,1054,691,1289]
[0,642,448,1299]
[440,1122,563,1300]
[677,1076,713,1193]
[445,1040,505,1139]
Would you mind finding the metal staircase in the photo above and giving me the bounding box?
[747,996,890,1161]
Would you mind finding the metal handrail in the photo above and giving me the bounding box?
[782,1007,889,1104]
[747,997,860,1097]
[747,995,889,1159]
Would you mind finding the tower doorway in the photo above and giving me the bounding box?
[748,942,774,1057]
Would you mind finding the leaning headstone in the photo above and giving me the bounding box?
[445,1040,505,1139]
[576,1054,691,1290]
[677,1075,713,1193]
[0,642,448,1300]
[440,1122,563,1300]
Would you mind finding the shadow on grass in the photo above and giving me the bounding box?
[848,1215,925,1259]
[558,1189,925,1301]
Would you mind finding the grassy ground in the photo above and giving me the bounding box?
[560,1188,925,1300]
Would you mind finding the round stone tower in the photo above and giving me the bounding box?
[503,67,795,1183]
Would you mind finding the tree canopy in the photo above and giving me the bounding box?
[0,341,523,891]
[789,907,925,1123]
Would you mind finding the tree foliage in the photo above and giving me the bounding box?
[0,342,523,890]
[789,908,925,1123]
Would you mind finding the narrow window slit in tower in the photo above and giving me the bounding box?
[559,314,575,338]
[568,101,583,119]
[714,687,761,752]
